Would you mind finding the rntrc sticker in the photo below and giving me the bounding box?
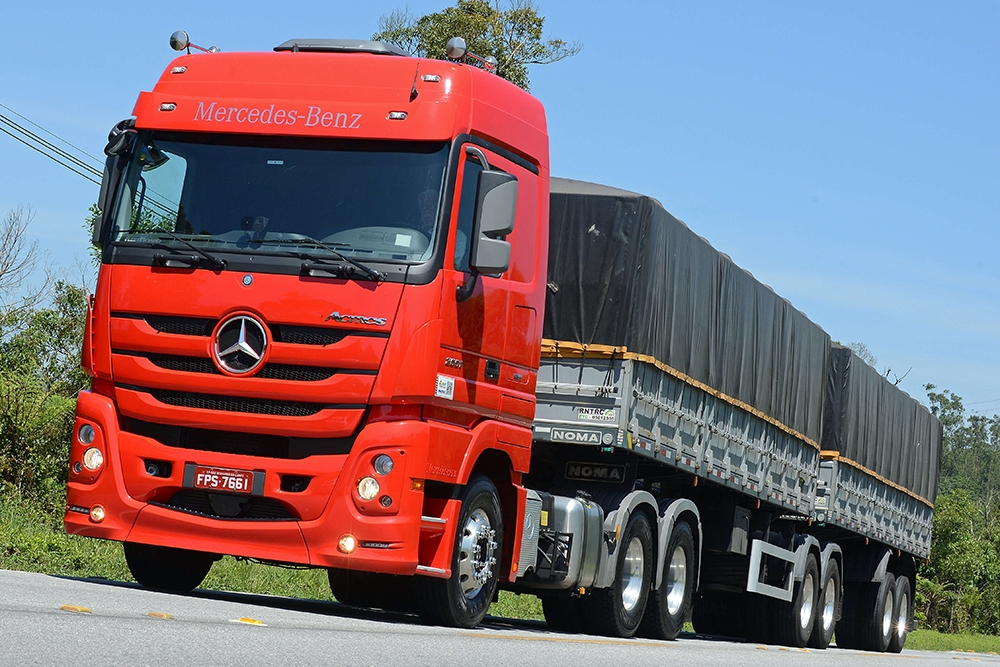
[577,407,617,423]
[565,461,627,483]
[435,374,455,400]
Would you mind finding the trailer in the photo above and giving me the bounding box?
[512,179,941,651]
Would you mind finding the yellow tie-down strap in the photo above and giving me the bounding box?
[540,339,821,452]
[819,450,933,509]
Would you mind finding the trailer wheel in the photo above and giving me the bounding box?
[808,558,840,649]
[542,595,585,633]
[639,521,694,640]
[417,474,502,628]
[328,569,414,612]
[834,582,863,649]
[775,553,819,647]
[887,575,911,653]
[585,511,653,638]
[860,573,896,652]
[124,542,214,593]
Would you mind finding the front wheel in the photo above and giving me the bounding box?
[417,475,503,628]
[585,511,653,638]
[639,520,694,640]
[124,542,215,593]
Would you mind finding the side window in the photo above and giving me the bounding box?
[453,157,483,272]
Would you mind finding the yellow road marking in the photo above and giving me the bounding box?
[60,605,92,614]
[231,617,266,626]
[147,612,175,620]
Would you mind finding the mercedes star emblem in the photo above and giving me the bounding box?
[214,315,267,374]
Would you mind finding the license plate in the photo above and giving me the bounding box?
[192,465,254,493]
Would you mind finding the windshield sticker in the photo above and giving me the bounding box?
[577,407,617,423]
[395,234,412,247]
[193,102,362,129]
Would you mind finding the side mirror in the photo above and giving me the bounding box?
[105,118,137,157]
[469,170,517,275]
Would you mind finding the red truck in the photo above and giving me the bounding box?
[67,33,941,651]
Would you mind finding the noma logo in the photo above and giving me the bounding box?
[565,462,626,483]
[551,428,601,444]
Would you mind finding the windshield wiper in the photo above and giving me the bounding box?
[255,237,385,282]
[149,228,227,270]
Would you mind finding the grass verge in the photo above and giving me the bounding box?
[905,629,1000,654]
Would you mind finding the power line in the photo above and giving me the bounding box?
[0,102,104,168]
[0,108,102,183]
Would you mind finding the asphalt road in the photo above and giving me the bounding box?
[0,569,992,666]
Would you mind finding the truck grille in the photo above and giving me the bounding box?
[156,489,296,520]
[145,353,337,381]
[138,314,355,346]
[123,418,354,458]
[149,389,326,416]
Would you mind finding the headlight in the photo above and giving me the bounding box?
[78,424,96,444]
[373,454,394,476]
[357,476,380,501]
[82,447,104,471]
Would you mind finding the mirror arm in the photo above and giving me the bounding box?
[464,145,490,170]
[456,271,479,304]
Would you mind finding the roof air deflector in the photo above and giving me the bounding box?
[274,39,409,56]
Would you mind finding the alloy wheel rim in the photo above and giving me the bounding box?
[665,544,688,616]
[457,508,497,600]
[621,536,645,612]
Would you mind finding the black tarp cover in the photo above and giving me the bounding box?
[823,345,942,506]
[543,178,830,447]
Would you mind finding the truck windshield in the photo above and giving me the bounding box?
[110,132,449,263]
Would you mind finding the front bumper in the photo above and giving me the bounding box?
[65,389,441,575]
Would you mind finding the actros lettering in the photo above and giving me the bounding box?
[326,311,387,326]
[194,102,362,129]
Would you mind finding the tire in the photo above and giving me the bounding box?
[584,511,653,638]
[774,553,819,647]
[835,582,864,649]
[639,521,695,640]
[328,568,414,612]
[542,595,586,633]
[692,592,736,637]
[887,575,912,653]
[416,475,503,628]
[124,542,214,593]
[808,559,841,649]
[742,591,772,644]
[860,573,896,652]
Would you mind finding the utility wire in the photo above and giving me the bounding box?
[0,122,100,185]
[0,102,104,168]
[0,111,102,180]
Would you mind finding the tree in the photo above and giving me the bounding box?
[373,0,581,90]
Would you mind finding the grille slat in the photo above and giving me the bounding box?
[145,315,215,336]
[272,325,348,346]
[158,489,296,521]
[122,418,355,459]
[144,353,336,381]
[149,389,325,416]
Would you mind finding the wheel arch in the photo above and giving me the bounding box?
[651,498,702,591]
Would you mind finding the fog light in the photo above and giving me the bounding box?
[357,476,379,501]
[82,447,104,471]
[338,534,358,554]
[373,454,394,476]
[78,424,95,445]
[89,505,106,523]
[379,495,392,507]
[73,462,82,474]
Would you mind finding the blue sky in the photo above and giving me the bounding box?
[3,1,998,413]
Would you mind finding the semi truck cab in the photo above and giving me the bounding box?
[66,37,549,627]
